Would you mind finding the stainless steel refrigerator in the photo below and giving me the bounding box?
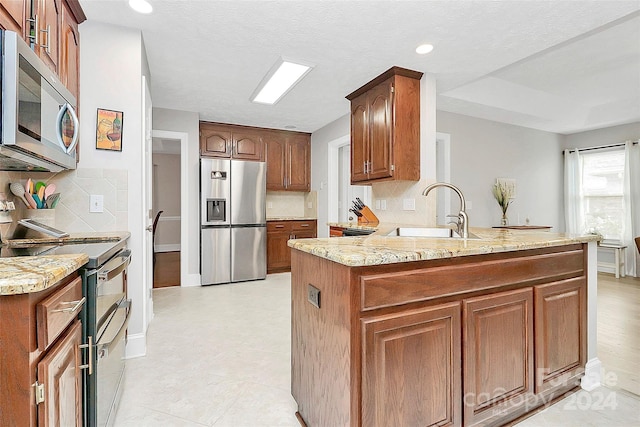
[200,158,266,285]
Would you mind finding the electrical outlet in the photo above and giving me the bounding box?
[307,284,321,308]
[380,200,387,211]
[375,200,380,209]
[307,202,313,209]
[403,198,416,211]
[267,202,273,209]
[90,195,104,213]
[467,200,473,210]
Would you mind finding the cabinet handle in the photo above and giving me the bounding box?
[275,225,285,229]
[79,335,94,376]
[300,224,309,227]
[41,24,51,53]
[288,145,293,188]
[26,15,39,45]
[52,297,86,313]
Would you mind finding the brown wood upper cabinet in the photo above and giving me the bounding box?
[346,66,422,184]
[0,0,84,99]
[200,122,265,161]
[0,0,28,36]
[265,131,311,191]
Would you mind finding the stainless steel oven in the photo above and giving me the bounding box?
[82,248,131,427]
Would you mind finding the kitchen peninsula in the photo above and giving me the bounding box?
[289,227,599,427]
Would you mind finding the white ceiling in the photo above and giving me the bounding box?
[79,1,640,135]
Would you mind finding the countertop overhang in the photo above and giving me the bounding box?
[289,225,599,267]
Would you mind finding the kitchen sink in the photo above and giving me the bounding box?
[387,227,481,239]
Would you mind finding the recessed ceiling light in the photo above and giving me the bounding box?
[416,44,434,55]
[251,58,314,105]
[129,0,153,14]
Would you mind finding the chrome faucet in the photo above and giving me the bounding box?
[422,182,470,238]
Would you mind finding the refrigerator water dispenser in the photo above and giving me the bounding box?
[207,199,226,222]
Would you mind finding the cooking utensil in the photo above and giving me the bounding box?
[349,208,362,217]
[26,178,32,194]
[37,185,45,202]
[32,194,43,209]
[46,193,60,209]
[356,198,365,209]
[24,192,38,209]
[35,181,46,193]
[9,182,31,208]
[44,183,56,200]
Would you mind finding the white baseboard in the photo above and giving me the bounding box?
[181,273,201,287]
[581,357,602,391]
[124,332,146,359]
[155,244,181,253]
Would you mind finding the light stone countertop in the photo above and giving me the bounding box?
[267,217,317,221]
[289,226,599,267]
[327,222,378,231]
[0,254,89,295]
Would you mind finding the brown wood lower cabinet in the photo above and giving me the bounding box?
[463,289,534,427]
[267,220,316,273]
[291,244,587,427]
[362,302,461,427]
[0,273,85,426]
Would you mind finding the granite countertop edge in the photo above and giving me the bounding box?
[0,254,89,295]
[289,226,599,267]
[0,232,130,296]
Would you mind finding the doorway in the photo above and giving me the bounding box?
[151,137,181,287]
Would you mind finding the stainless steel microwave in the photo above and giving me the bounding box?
[0,30,78,172]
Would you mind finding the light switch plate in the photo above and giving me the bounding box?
[403,198,416,211]
[380,200,387,211]
[90,195,104,213]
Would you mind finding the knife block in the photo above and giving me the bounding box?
[357,206,379,225]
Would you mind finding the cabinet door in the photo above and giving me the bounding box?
[59,1,79,101]
[37,0,60,73]
[267,222,292,273]
[534,278,586,394]
[350,92,368,183]
[37,320,82,427]
[367,80,393,180]
[0,0,26,35]
[362,302,461,427]
[200,125,232,158]
[232,130,264,161]
[463,288,534,427]
[266,135,286,190]
[286,135,310,191]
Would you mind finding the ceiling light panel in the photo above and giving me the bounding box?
[251,58,314,105]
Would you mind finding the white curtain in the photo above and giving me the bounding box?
[564,149,583,234]
[623,141,640,277]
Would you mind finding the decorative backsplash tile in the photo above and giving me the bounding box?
[371,179,437,227]
[0,168,128,240]
[266,191,307,218]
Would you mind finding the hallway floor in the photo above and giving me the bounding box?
[114,273,640,426]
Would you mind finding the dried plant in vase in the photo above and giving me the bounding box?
[492,181,514,225]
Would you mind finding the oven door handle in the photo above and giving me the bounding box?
[97,249,131,283]
[96,299,131,361]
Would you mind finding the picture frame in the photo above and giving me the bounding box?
[96,108,123,151]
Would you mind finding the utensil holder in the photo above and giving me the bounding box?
[357,206,379,225]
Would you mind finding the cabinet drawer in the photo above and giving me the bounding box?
[360,246,584,311]
[292,220,316,231]
[267,222,291,233]
[37,276,84,351]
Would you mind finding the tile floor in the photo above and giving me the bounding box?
[114,273,640,426]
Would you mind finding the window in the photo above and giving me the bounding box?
[581,149,625,241]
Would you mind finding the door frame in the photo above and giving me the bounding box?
[151,129,190,287]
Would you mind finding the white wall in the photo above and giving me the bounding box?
[562,122,640,150]
[79,21,149,357]
[311,114,350,237]
[437,111,565,230]
[151,107,200,281]
[153,154,180,250]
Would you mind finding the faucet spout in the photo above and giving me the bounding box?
[422,182,470,238]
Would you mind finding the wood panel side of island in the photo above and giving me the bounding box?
[291,250,354,426]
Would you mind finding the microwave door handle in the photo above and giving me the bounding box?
[67,104,80,153]
[56,103,80,154]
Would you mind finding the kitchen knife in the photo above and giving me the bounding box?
[349,208,363,217]
[352,202,361,213]
[356,198,365,209]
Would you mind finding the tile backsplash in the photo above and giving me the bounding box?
[0,168,128,241]
[371,179,437,227]
[266,191,317,219]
